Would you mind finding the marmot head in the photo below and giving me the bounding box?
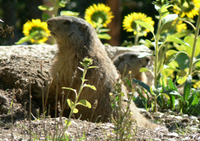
[113,52,150,77]
[47,16,98,50]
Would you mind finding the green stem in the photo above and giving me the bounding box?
[67,67,87,123]
[61,65,88,137]
[188,10,200,75]
[154,17,162,85]
[154,39,159,85]
[134,24,140,45]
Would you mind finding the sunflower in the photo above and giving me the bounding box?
[122,12,154,36]
[23,19,50,44]
[84,3,114,28]
[193,80,200,89]
[173,0,200,18]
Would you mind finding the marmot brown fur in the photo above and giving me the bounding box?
[47,16,159,129]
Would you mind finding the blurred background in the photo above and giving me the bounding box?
[0,0,156,45]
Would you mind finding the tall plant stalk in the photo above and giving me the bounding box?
[188,10,200,75]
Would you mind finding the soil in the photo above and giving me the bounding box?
[0,45,199,141]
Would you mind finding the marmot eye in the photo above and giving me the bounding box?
[63,20,71,25]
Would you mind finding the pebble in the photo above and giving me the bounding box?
[165,132,179,138]
[0,121,5,127]
[167,115,175,119]
[182,114,188,118]
[5,123,12,129]
[174,116,182,120]
[187,126,199,132]
[189,116,198,121]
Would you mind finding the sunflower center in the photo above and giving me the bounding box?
[30,27,46,40]
[91,11,107,24]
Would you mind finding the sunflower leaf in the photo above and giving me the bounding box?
[166,35,190,48]
[98,28,110,33]
[16,31,39,44]
[159,14,178,34]
[98,33,111,40]
[38,5,48,11]
[135,20,154,34]
[60,11,79,17]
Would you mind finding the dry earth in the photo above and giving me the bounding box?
[0,44,199,140]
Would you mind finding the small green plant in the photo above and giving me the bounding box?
[110,79,135,140]
[58,57,98,138]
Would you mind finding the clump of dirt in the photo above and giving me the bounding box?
[0,55,51,123]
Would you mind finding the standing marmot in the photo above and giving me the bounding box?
[47,16,158,129]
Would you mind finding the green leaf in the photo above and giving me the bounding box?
[139,68,150,73]
[133,78,150,93]
[62,87,77,94]
[167,77,176,90]
[59,1,66,7]
[191,94,199,106]
[67,99,78,113]
[159,4,170,18]
[83,84,96,91]
[16,31,39,44]
[48,7,54,11]
[159,14,178,34]
[98,28,110,33]
[38,5,48,11]
[183,75,192,101]
[67,99,75,109]
[194,59,200,67]
[184,35,200,57]
[65,120,72,127]
[77,99,91,108]
[160,93,170,99]
[135,20,154,34]
[98,33,111,40]
[166,50,178,58]
[60,11,79,17]
[166,35,190,48]
[168,90,182,97]
[170,95,176,110]
[72,108,78,113]
[88,66,99,69]
[175,52,190,70]
[150,86,156,96]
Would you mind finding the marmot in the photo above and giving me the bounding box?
[113,52,150,83]
[47,16,158,129]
